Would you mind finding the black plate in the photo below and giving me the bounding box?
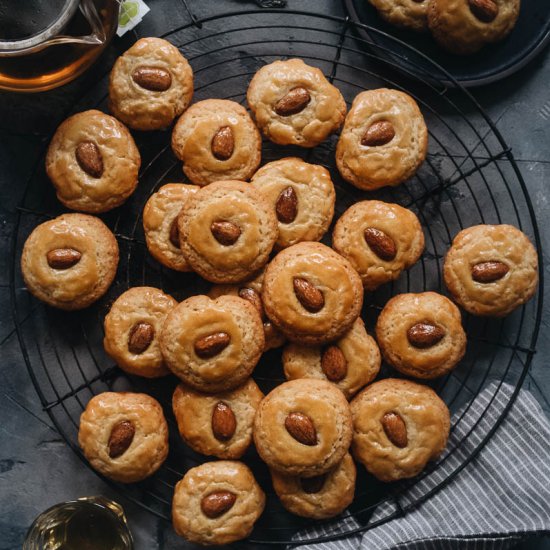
[345,0,550,87]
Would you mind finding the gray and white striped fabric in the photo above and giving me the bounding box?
[293,382,550,549]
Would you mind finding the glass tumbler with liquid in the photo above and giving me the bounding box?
[23,496,134,550]
[0,0,119,92]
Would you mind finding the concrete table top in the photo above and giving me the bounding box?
[1,1,548,548]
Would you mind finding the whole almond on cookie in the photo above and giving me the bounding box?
[211,126,235,160]
[201,491,237,518]
[75,141,104,178]
[381,412,407,448]
[211,221,241,245]
[274,87,311,116]
[364,227,397,261]
[361,121,395,147]
[128,322,155,355]
[275,186,298,224]
[293,277,325,312]
[285,412,317,446]
[46,248,82,270]
[407,322,445,348]
[194,332,231,358]
[132,66,172,91]
[211,401,237,441]
[471,261,509,283]
[468,0,499,23]
[321,346,348,382]
[108,420,135,458]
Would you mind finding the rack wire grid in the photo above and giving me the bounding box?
[9,9,544,546]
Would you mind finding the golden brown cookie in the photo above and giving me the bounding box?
[283,318,381,399]
[103,287,177,378]
[78,392,168,483]
[178,180,278,283]
[247,58,346,147]
[250,157,336,249]
[368,0,429,31]
[171,99,261,186]
[262,242,363,345]
[270,452,356,519]
[208,269,286,351]
[172,379,264,459]
[109,37,193,130]
[443,224,538,317]
[46,110,140,213]
[350,379,450,481]
[376,292,467,379]
[160,295,264,393]
[21,213,119,310]
[428,0,520,55]
[142,183,199,272]
[336,89,428,190]
[253,379,353,477]
[332,200,425,290]
[172,460,265,545]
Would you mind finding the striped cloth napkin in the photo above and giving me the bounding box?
[293,382,550,549]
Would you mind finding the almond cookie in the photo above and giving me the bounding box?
[172,460,265,545]
[171,99,261,186]
[142,183,199,272]
[250,157,336,249]
[262,242,363,345]
[253,379,353,477]
[103,287,177,378]
[368,0,429,31]
[21,213,119,310]
[444,224,538,317]
[428,0,520,55]
[208,269,286,351]
[270,452,356,519]
[172,379,263,459]
[350,378,450,481]
[376,292,467,379]
[178,180,278,284]
[46,110,140,213]
[332,200,425,290]
[247,58,347,147]
[160,295,264,393]
[78,392,168,483]
[109,37,193,130]
[336,89,428,190]
[283,318,381,399]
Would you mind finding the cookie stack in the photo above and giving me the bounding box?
[19,38,538,546]
[367,0,520,55]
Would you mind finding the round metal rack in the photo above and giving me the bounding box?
[10,9,544,546]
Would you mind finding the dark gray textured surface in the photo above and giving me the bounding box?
[0,1,549,548]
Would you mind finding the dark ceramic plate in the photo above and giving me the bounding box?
[345,0,550,87]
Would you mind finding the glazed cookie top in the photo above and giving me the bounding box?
[172,460,266,546]
[262,242,363,345]
[368,0,429,31]
[171,99,262,186]
[332,200,425,290]
[375,292,467,379]
[46,110,141,213]
[428,0,520,55]
[250,157,336,249]
[142,183,199,272]
[178,181,278,284]
[78,392,169,483]
[172,379,264,460]
[160,295,264,393]
[247,58,347,147]
[350,378,450,481]
[283,317,381,400]
[443,224,538,317]
[270,452,356,520]
[109,37,194,130]
[336,89,428,190]
[21,213,119,310]
[103,287,178,378]
[253,379,353,477]
[208,269,286,351]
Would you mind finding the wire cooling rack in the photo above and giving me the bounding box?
[10,9,544,546]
